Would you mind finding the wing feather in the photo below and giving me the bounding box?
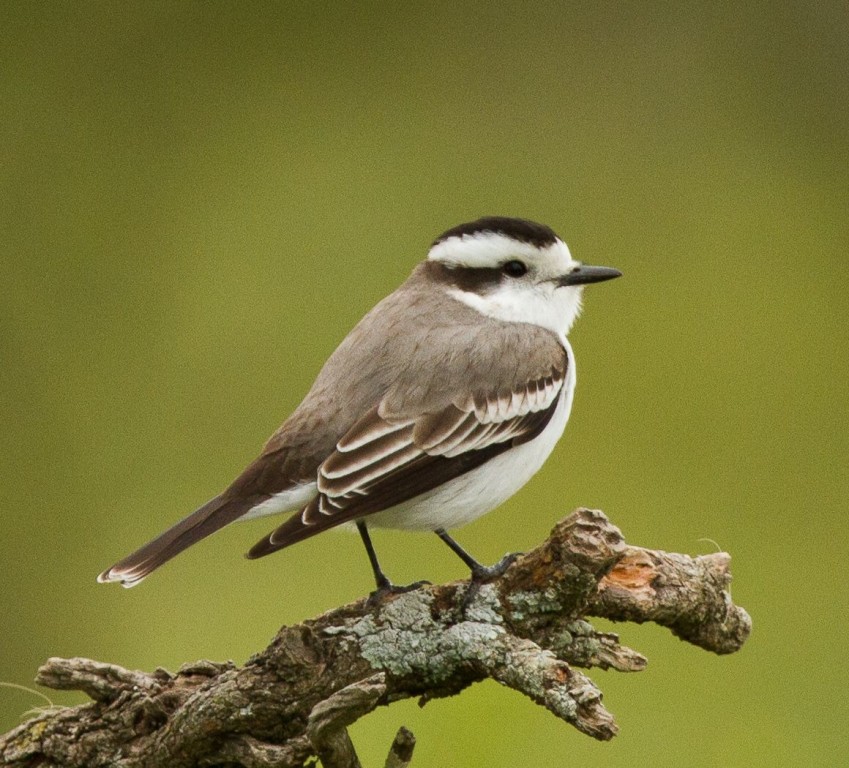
[317,440,421,497]
[248,362,568,559]
[336,418,411,451]
[322,422,415,479]
[414,410,479,452]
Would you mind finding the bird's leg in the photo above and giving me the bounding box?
[357,520,392,591]
[357,520,429,604]
[434,528,520,582]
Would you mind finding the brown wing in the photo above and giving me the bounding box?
[246,367,565,558]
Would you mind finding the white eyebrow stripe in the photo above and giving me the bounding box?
[427,232,572,269]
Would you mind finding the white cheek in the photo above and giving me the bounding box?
[447,283,583,341]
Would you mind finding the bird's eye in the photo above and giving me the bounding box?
[502,260,528,277]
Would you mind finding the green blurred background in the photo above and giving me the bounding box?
[2,2,847,765]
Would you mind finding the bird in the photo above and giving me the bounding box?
[97,216,621,593]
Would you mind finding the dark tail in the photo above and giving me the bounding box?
[97,495,255,587]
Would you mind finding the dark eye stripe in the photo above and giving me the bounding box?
[425,262,502,292]
[425,261,535,293]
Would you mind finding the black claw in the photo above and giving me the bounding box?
[470,552,522,583]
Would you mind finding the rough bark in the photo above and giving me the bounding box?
[0,509,751,768]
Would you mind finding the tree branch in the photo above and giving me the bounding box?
[0,508,751,767]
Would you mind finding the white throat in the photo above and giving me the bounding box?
[428,234,584,341]
[446,283,582,343]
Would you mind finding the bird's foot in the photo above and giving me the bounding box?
[469,551,522,583]
[461,552,522,616]
[366,579,431,607]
